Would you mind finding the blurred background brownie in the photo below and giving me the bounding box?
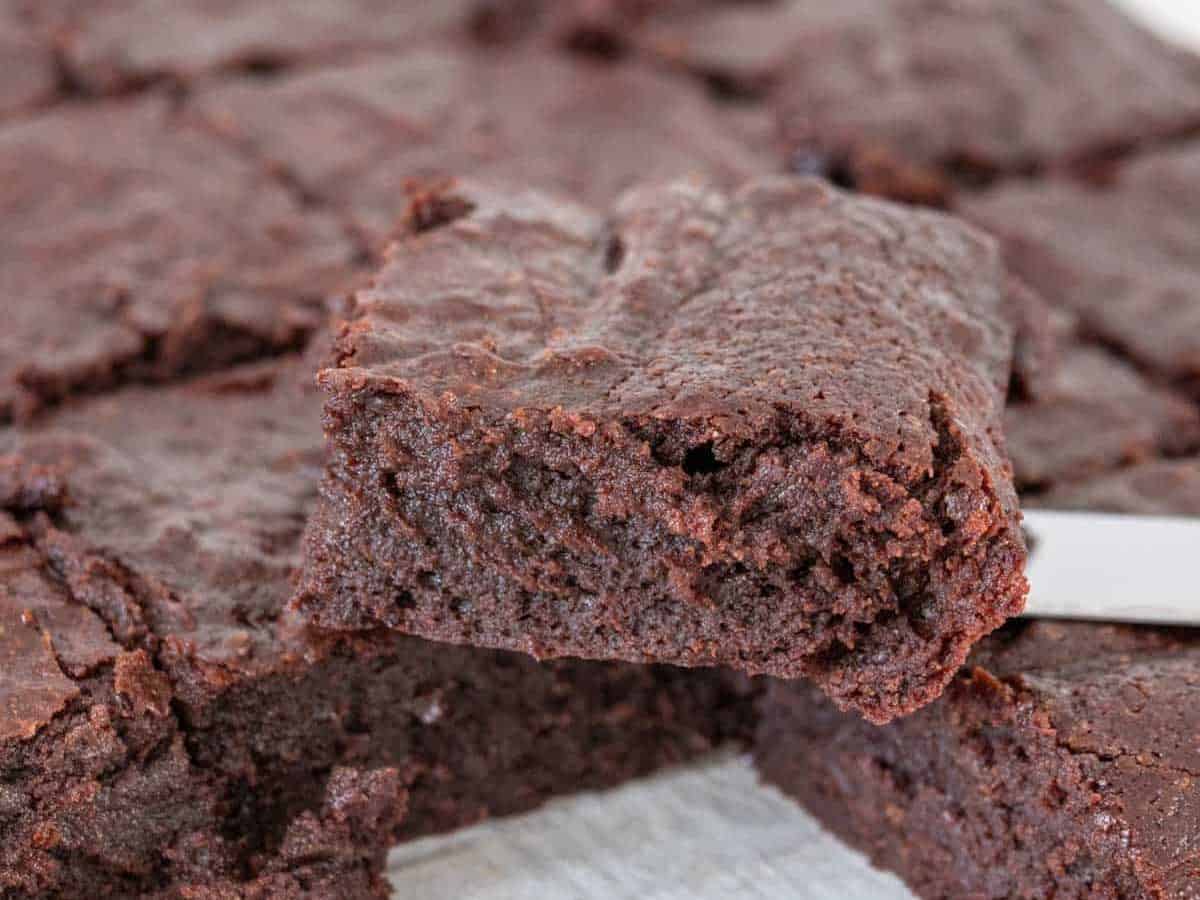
[0,95,358,422]
[192,43,775,249]
[963,142,1200,398]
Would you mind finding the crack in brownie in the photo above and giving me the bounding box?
[32,0,484,93]
[0,350,752,897]
[295,176,1027,723]
[191,44,776,248]
[616,0,1200,202]
[757,619,1200,899]
[0,94,359,422]
[1004,342,1200,492]
[963,142,1200,397]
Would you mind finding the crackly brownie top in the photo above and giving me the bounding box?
[0,94,356,420]
[34,0,483,91]
[1004,343,1200,490]
[331,175,1017,490]
[0,3,56,117]
[192,45,776,244]
[963,142,1200,389]
[0,352,326,695]
[637,0,1200,177]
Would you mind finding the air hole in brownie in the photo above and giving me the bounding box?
[831,554,855,585]
[396,590,415,610]
[682,442,725,476]
[603,234,626,274]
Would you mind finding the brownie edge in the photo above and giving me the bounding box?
[296,176,1028,723]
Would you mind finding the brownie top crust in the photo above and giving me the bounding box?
[634,0,1200,197]
[192,45,776,247]
[335,175,1016,488]
[0,94,358,422]
[963,141,1200,394]
[0,353,326,697]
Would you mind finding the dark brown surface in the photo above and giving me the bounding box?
[0,94,359,423]
[1004,342,1200,491]
[192,43,776,248]
[631,0,1200,201]
[297,176,1027,723]
[0,352,752,898]
[757,619,1200,899]
[963,141,1200,394]
[33,0,482,92]
[0,2,57,118]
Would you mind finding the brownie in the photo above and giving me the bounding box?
[34,0,482,92]
[0,351,752,897]
[0,3,57,118]
[1035,458,1200,518]
[0,94,358,422]
[296,176,1027,723]
[630,0,1200,202]
[192,44,776,247]
[757,619,1200,899]
[962,142,1200,395]
[0,496,401,898]
[1004,342,1200,491]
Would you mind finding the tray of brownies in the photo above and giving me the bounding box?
[1,1,1198,898]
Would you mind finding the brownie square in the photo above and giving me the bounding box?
[0,351,751,897]
[192,43,776,248]
[963,141,1200,396]
[624,0,1200,202]
[297,176,1027,723]
[1004,342,1200,491]
[757,619,1200,899]
[0,95,359,422]
[1035,457,1200,518]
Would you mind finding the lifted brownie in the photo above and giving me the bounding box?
[0,353,751,897]
[630,0,1200,202]
[1004,342,1200,492]
[192,44,775,247]
[757,619,1200,899]
[0,95,357,421]
[296,176,1027,723]
[963,142,1200,395]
